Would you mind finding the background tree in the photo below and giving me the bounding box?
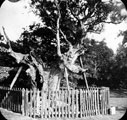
[112,34,127,89]
[77,39,114,86]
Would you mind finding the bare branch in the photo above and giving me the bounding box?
[2,27,12,51]
[101,20,122,24]
[60,29,73,50]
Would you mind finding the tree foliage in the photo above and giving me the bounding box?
[79,39,114,85]
[20,0,124,66]
[114,42,127,88]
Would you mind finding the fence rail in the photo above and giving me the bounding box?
[0,86,109,119]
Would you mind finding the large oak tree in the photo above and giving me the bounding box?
[0,0,126,90]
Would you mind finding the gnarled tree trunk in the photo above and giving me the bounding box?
[55,0,88,90]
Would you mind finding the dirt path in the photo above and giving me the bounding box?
[0,108,35,120]
[0,107,125,120]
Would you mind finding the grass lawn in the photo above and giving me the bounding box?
[0,89,127,120]
[110,89,127,110]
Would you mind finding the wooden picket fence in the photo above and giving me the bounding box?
[0,86,110,119]
[0,86,22,113]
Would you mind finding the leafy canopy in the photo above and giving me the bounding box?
[19,0,125,67]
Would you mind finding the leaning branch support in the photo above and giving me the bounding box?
[10,66,23,89]
[55,0,62,57]
[79,56,89,89]
[64,67,70,90]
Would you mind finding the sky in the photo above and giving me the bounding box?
[0,0,40,39]
[0,0,127,54]
[88,21,127,53]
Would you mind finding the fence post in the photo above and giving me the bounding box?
[36,89,40,116]
[68,90,71,118]
[61,90,64,118]
[41,89,44,118]
[64,90,67,118]
[97,88,100,115]
[94,88,97,115]
[33,88,36,118]
[72,89,75,118]
[76,89,79,118]
[29,89,33,117]
[107,87,110,108]
[106,87,110,114]
[80,89,82,118]
[99,87,103,114]
[26,89,29,116]
[21,88,25,116]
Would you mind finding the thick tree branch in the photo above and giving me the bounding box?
[2,27,29,63]
[55,0,62,57]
